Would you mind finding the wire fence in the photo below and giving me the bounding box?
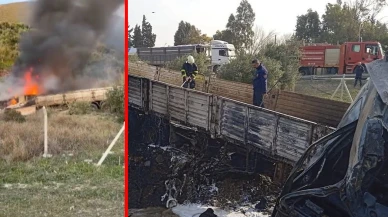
[295,78,364,103]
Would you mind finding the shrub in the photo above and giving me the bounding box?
[218,53,284,90]
[165,52,212,76]
[2,109,25,123]
[68,101,91,115]
[105,85,124,123]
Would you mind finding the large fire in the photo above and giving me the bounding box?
[7,68,41,106]
[24,68,40,96]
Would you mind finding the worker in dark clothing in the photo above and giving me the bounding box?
[354,62,365,88]
[252,59,268,108]
[181,55,198,89]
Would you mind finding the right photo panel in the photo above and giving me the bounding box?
[128,0,388,216]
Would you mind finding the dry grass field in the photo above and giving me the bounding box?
[0,107,124,217]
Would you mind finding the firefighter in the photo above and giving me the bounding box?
[252,59,268,108]
[181,55,198,89]
[354,62,365,88]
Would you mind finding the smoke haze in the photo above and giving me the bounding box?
[0,0,124,101]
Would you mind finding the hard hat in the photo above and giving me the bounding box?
[187,55,195,64]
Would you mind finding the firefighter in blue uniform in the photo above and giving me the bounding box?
[354,62,365,88]
[181,55,198,89]
[252,59,268,108]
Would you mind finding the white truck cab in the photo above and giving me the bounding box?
[134,40,236,72]
[210,40,236,71]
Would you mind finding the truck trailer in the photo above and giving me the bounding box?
[299,41,385,75]
[134,40,236,72]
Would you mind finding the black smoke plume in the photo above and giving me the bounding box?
[0,0,123,100]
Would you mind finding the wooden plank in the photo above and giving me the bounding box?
[276,97,346,119]
[14,105,37,116]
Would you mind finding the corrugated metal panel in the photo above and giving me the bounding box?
[324,48,340,66]
[150,82,168,115]
[247,108,277,152]
[128,76,142,108]
[168,87,186,122]
[187,91,211,130]
[275,117,313,162]
[220,100,247,143]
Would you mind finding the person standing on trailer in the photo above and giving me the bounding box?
[354,62,365,88]
[252,59,268,108]
[181,55,198,89]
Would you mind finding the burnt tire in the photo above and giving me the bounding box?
[90,102,100,111]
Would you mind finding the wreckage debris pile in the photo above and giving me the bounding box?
[129,109,279,214]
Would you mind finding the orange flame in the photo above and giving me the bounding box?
[9,98,17,105]
[24,68,40,96]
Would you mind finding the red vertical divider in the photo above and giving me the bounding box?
[124,0,129,216]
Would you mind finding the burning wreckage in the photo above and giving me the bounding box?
[272,59,388,217]
[0,0,123,111]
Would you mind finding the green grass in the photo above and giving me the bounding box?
[0,109,124,217]
[294,79,365,103]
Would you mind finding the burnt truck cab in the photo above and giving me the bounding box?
[272,59,388,217]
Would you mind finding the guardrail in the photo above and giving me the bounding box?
[129,75,335,164]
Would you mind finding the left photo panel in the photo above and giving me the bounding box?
[0,0,126,216]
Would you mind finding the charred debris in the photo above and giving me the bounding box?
[129,107,281,213]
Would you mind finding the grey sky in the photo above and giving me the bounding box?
[128,0,388,47]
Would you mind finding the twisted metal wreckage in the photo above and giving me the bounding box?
[272,59,388,217]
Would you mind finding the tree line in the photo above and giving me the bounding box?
[128,0,387,90]
[295,0,388,49]
[128,15,156,48]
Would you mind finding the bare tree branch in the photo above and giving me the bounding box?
[247,26,276,55]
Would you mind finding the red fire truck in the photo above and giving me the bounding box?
[299,41,385,75]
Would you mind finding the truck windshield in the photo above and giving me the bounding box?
[228,49,236,57]
[365,44,379,56]
[379,43,384,57]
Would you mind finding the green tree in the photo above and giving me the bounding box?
[213,0,255,51]
[166,52,210,75]
[295,9,321,43]
[174,21,212,45]
[319,1,388,44]
[141,15,156,47]
[174,21,192,45]
[132,24,142,47]
[0,22,29,70]
[229,0,255,51]
[213,29,234,43]
[128,25,133,47]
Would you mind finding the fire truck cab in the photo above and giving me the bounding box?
[299,41,385,75]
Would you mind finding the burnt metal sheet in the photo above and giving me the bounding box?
[247,108,278,153]
[365,59,388,105]
[150,82,168,115]
[128,76,142,108]
[168,87,186,122]
[187,91,212,130]
[275,117,313,162]
[220,99,247,143]
[312,124,335,142]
